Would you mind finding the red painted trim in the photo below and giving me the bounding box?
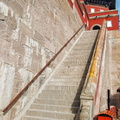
[89,10,118,17]
[74,0,84,23]
[68,0,73,8]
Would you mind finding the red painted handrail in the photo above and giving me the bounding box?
[3,24,84,114]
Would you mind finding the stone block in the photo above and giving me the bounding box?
[18,55,32,69]
[0,63,15,109]
[0,0,83,120]
[6,15,17,31]
[32,51,42,63]
[1,0,24,17]
[12,41,25,55]
[45,39,55,53]
[15,0,27,9]
[31,60,41,74]
[0,110,3,120]
[0,21,8,39]
[18,68,33,86]
[19,22,33,37]
[34,30,45,46]
[0,40,13,63]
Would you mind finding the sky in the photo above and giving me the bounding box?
[116,0,120,21]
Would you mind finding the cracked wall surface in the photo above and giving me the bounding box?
[0,0,82,119]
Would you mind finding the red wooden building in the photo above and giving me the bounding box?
[68,0,119,30]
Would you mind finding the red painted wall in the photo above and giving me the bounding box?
[86,5,109,13]
[68,0,73,8]
[85,4,118,30]
[74,0,87,23]
[67,0,119,30]
[88,10,119,30]
[89,16,119,30]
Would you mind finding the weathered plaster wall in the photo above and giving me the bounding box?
[0,0,83,119]
[100,30,120,111]
[99,31,111,111]
[107,30,120,108]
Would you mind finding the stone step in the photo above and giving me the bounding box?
[66,54,90,58]
[47,81,80,86]
[38,93,80,100]
[72,45,93,50]
[34,98,80,107]
[30,103,79,113]
[61,61,90,66]
[41,89,80,96]
[53,70,84,76]
[22,116,64,120]
[67,55,91,59]
[76,39,97,45]
[52,74,86,79]
[76,39,96,44]
[79,36,97,40]
[20,30,98,120]
[65,56,90,60]
[58,65,85,70]
[66,55,89,60]
[67,56,90,61]
[49,78,81,82]
[56,66,85,70]
[74,42,95,46]
[53,69,86,75]
[45,85,81,91]
[49,80,80,84]
[55,70,85,74]
[69,50,91,55]
[80,31,98,39]
[82,31,98,36]
[63,60,90,65]
[25,109,76,120]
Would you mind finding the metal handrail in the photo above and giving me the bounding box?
[3,24,84,114]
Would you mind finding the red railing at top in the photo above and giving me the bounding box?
[3,24,84,114]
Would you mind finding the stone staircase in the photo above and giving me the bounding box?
[21,30,98,120]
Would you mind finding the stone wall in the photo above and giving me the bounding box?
[99,30,120,111]
[0,0,83,119]
[99,31,111,111]
[106,30,120,109]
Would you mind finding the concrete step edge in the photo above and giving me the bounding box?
[41,90,80,95]
[27,109,76,115]
[31,103,79,108]
[45,85,81,87]
[35,98,80,102]
[23,116,65,120]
